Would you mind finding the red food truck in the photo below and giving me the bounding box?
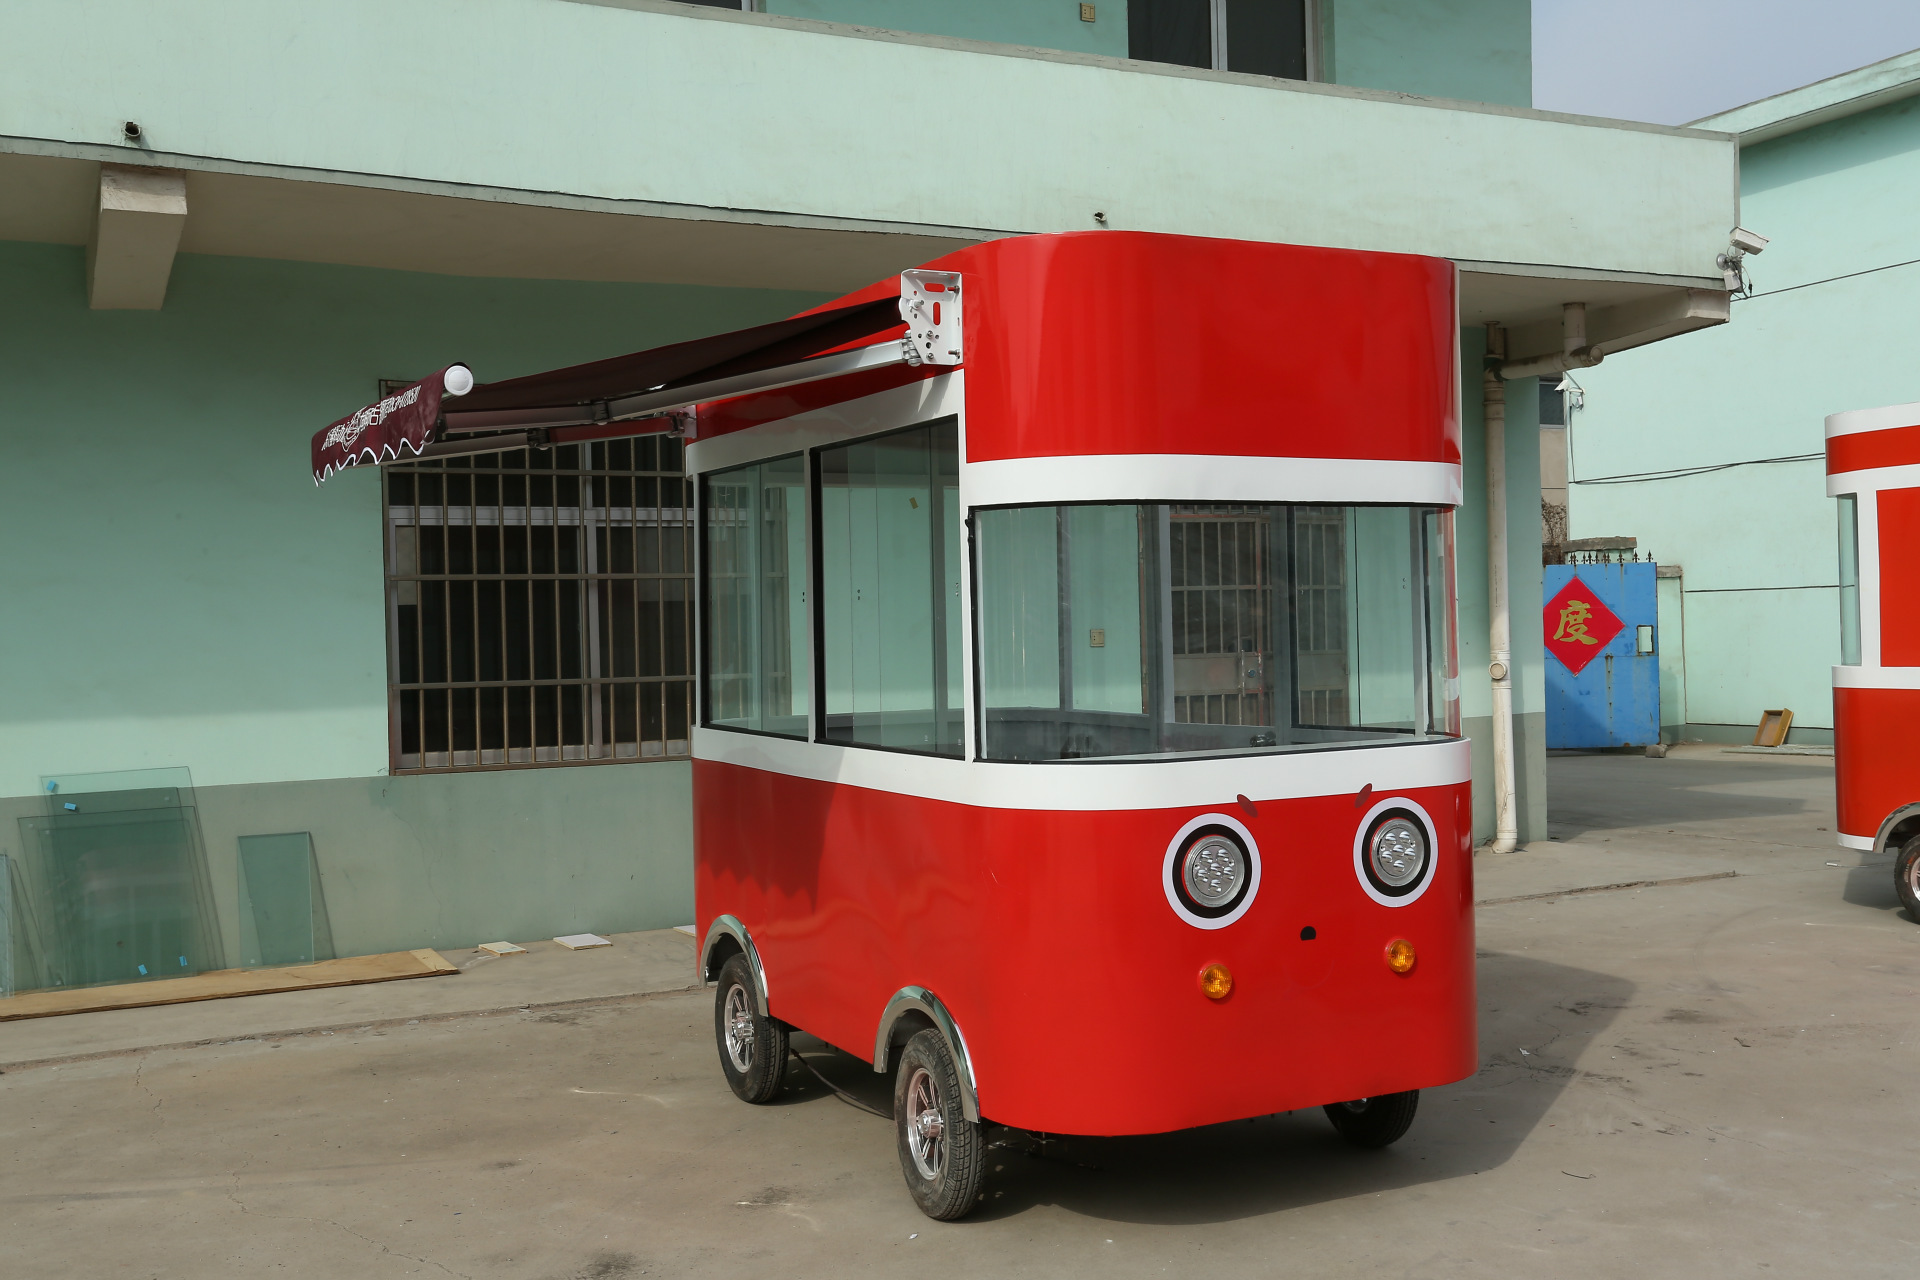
[1826,402,1920,919]
[313,231,1476,1220]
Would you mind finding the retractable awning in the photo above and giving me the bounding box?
[310,270,961,483]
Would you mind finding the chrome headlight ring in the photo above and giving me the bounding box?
[1163,813,1261,929]
[1352,797,1438,907]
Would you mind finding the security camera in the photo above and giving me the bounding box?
[1729,227,1769,256]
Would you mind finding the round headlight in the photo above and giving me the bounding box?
[1172,827,1253,919]
[1183,835,1246,908]
[1363,813,1430,897]
[1163,814,1262,929]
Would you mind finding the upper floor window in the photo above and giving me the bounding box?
[1130,0,1311,80]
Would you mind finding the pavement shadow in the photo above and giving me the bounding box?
[780,952,1632,1226]
[1547,753,1831,841]
[1842,859,1912,921]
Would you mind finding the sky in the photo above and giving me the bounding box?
[1533,0,1920,125]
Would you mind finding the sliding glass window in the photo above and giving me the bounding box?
[816,420,963,756]
[703,455,809,737]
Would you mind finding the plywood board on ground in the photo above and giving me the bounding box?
[0,950,456,1022]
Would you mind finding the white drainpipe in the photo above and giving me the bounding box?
[1483,324,1519,854]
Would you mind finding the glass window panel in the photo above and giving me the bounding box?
[975,503,1458,762]
[1225,0,1307,79]
[238,832,335,968]
[978,507,1063,711]
[1838,495,1862,666]
[11,773,225,992]
[817,420,962,756]
[1131,0,1212,68]
[703,454,810,737]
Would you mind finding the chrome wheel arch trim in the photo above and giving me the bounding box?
[699,914,769,1018]
[872,985,981,1123]
[1874,803,1920,859]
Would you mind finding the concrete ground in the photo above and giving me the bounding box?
[3,747,1915,1278]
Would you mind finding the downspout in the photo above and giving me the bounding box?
[1483,324,1519,854]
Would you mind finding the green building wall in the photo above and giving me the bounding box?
[765,0,1532,108]
[0,240,827,957]
[1323,0,1530,107]
[1570,94,1920,742]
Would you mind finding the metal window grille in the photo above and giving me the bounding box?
[1291,506,1350,726]
[1170,505,1273,727]
[383,437,693,772]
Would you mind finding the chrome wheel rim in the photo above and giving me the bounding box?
[723,983,755,1073]
[1342,1098,1371,1113]
[1906,853,1920,898]
[905,1066,946,1180]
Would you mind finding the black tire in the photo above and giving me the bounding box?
[893,1028,986,1221]
[1323,1090,1420,1148]
[1896,835,1920,921]
[713,953,787,1104]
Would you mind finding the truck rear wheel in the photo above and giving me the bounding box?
[894,1028,985,1220]
[1324,1090,1420,1148]
[1896,835,1920,920]
[713,953,787,1103]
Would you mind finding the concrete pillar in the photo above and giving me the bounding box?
[87,165,187,310]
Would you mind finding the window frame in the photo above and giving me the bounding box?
[1131,0,1322,81]
[966,497,1457,765]
[807,415,965,760]
[697,449,813,743]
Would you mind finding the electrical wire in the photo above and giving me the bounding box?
[1569,452,1823,486]
[788,1045,891,1119]
[1736,255,1920,302]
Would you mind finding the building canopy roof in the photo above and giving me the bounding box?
[1695,48,1920,143]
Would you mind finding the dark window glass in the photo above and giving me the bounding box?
[1224,0,1307,79]
[1132,0,1309,79]
[1130,0,1211,69]
[1539,378,1567,426]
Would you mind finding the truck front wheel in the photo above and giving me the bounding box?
[713,953,787,1103]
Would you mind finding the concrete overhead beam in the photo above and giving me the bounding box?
[88,164,187,310]
[1501,288,1731,380]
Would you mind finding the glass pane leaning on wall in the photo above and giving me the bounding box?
[975,503,1458,762]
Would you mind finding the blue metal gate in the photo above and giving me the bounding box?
[1543,561,1659,748]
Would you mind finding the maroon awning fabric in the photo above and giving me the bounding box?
[310,296,902,482]
[453,296,899,415]
[311,365,456,484]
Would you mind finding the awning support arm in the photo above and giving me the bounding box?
[440,338,914,438]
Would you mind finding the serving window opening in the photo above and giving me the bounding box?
[703,454,809,738]
[975,502,1458,762]
[815,419,963,756]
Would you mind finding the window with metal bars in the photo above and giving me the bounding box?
[383,437,693,771]
[1169,506,1274,728]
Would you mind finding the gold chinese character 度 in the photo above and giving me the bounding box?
[1553,599,1600,645]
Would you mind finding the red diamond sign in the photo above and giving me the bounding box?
[1544,575,1624,674]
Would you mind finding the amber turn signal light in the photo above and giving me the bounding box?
[1385,938,1416,974]
[1199,962,1234,999]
